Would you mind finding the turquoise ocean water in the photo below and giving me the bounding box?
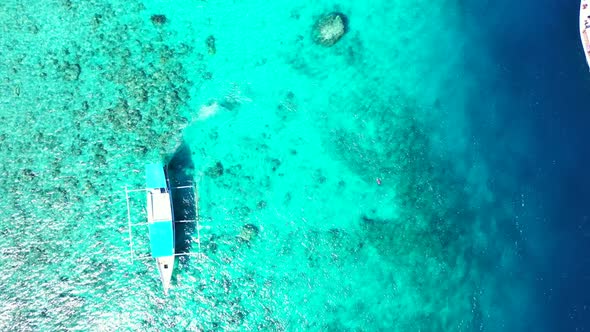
[0,0,552,330]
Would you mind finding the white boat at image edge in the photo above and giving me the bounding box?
[580,0,590,69]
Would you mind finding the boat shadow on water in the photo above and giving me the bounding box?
[167,141,199,269]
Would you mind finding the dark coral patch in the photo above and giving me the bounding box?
[151,14,167,25]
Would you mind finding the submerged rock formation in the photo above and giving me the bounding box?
[205,161,224,178]
[150,14,167,25]
[238,224,259,243]
[206,35,216,54]
[62,62,81,81]
[312,12,348,47]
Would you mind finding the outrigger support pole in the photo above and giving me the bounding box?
[195,186,202,253]
[125,186,134,263]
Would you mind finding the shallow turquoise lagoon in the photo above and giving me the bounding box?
[0,0,538,330]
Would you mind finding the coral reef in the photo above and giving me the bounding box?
[206,35,216,55]
[312,12,348,46]
[150,14,167,25]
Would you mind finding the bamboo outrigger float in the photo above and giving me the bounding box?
[125,163,201,295]
[581,0,590,69]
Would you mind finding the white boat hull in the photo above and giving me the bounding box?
[580,0,590,69]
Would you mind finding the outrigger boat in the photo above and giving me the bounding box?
[125,163,201,295]
[581,0,590,69]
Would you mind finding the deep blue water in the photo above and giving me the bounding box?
[473,0,590,329]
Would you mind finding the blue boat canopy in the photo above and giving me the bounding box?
[148,221,174,257]
[146,163,167,189]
